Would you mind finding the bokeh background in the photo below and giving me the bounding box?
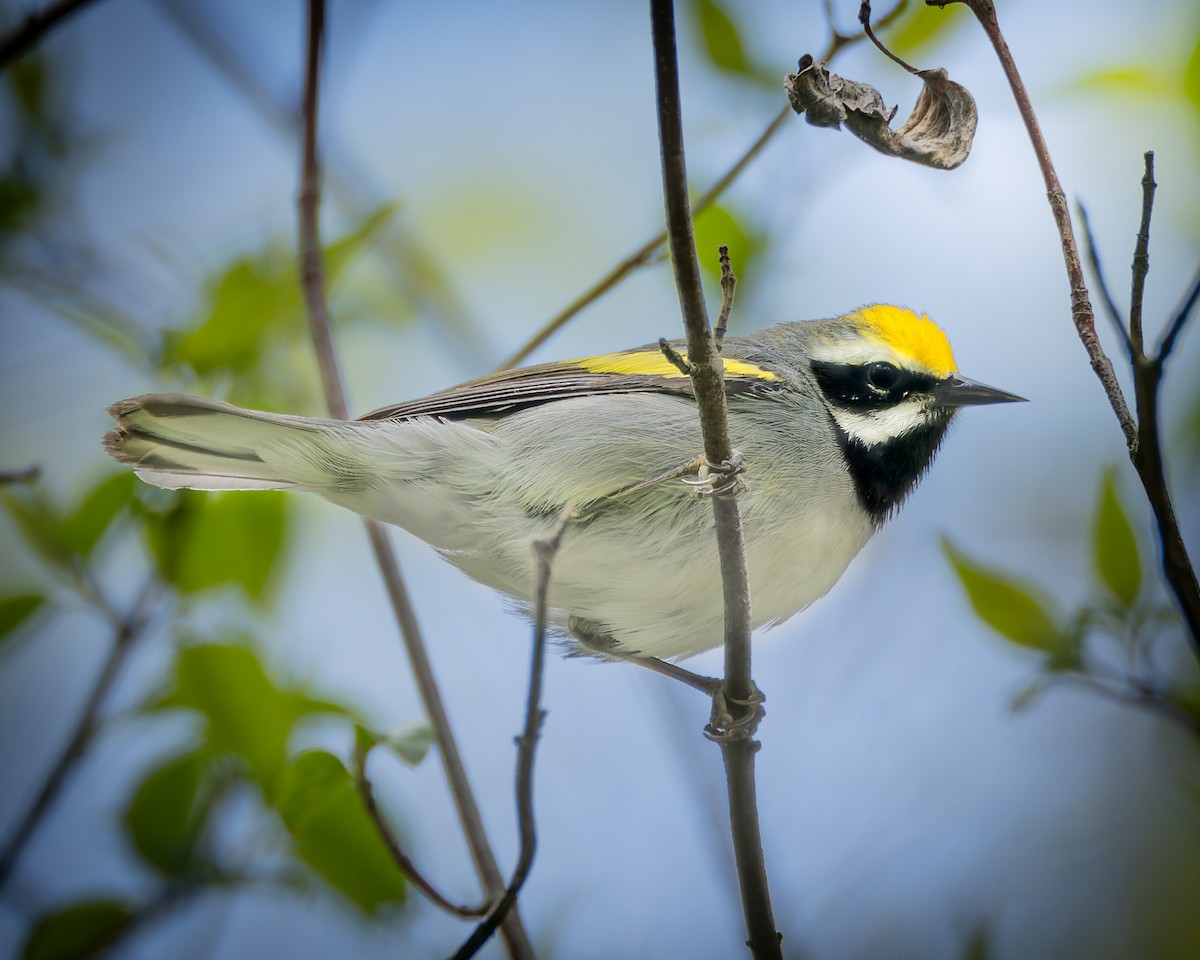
[2,1,1199,958]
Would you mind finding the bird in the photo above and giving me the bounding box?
[104,304,1024,663]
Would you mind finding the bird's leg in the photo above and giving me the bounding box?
[612,651,766,741]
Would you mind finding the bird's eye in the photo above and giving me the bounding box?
[866,362,899,391]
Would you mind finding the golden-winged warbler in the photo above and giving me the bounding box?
[104,304,1023,661]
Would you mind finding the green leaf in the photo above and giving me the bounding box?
[379,721,435,767]
[942,538,1064,653]
[61,471,136,559]
[0,593,46,646]
[1185,32,1200,118]
[693,0,752,76]
[22,900,136,960]
[153,643,327,785]
[693,204,759,290]
[883,2,969,60]
[275,751,407,914]
[144,490,288,602]
[1093,468,1142,607]
[162,255,298,375]
[1067,67,1171,99]
[124,749,209,875]
[1,487,70,572]
[324,202,399,286]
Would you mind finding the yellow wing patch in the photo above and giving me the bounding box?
[854,305,957,378]
[576,351,779,381]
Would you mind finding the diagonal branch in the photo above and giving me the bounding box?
[296,3,533,955]
[649,2,779,958]
[931,0,1138,452]
[1076,201,1132,358]
[1155,264,1200,365]
[0,0,106,70]
[353,755,488,918]
[0,578,156,891]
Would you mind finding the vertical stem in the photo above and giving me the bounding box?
[297,4,534,956]
[649,2,780,957]
[1128,152,1155,356]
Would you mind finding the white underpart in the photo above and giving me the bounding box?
[828,399,932,447]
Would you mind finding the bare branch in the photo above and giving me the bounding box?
[650,2,778,958]
[1129,151,1156,354]
[859,1,920,74]
[934,0,1138,452]
[352,752,489,918]
[450,507,573,960]
[1047,673,1200,741]
[157,0,490,367]
[1076,200,1132,358]
[296,4,534,956]
[0,579,156,890]
[1156,264,1200,365]
[715,245,736,345]
[0,0,105,70]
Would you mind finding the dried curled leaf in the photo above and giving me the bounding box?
[785,54,977,170]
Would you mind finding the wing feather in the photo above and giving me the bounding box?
[358,350,782,423]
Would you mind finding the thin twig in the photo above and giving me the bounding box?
[1048,673,1200,741]
[1129,151,1156,355]
[496,1,908,373]
[650,2,779,958]
[859,1,920,74]
[0,466,42,486]
[353,756,489,918]
[1155,263,1200,365]
[0,579,156,890]
[296,4,534,955]
[715,245,736,345]
[937,0,1139,452]
[1076,201,1132,358]
[451,508,573,960]
[0,0,104,69]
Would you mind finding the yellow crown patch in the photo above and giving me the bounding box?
[853,305,957,378]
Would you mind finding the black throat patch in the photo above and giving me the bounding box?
[832,414,953,526]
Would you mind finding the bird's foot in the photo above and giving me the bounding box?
[704,680,766,743]
[681,451,746,498]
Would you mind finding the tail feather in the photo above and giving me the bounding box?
[104,393,341,492]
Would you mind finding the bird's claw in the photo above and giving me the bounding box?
[703,680,766,743]
[681,451,746,499]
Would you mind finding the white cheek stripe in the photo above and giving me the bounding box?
[830,402,930,446]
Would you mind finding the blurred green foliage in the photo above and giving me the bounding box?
[687,0,780,90]
[945,470,1197,736]
[141,491,288,603]
[0,50,71,243]
[277,750,409,914]
[21,900,136,960]
[882,1,970,61]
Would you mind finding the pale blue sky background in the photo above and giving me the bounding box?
[1,1,1199,958]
